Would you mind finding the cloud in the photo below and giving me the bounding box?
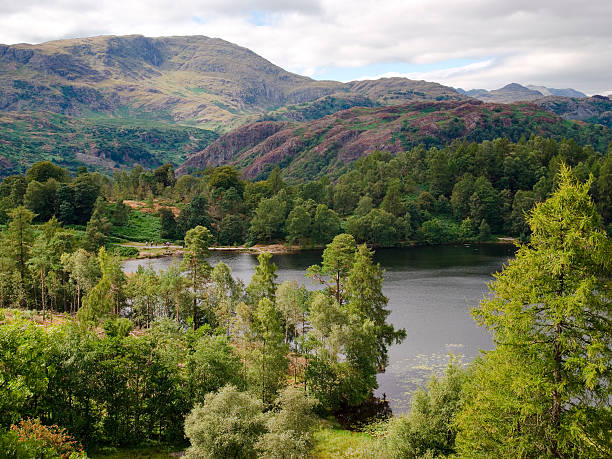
[1,0,610,94]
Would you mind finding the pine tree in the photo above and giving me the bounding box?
[456,165,612,457]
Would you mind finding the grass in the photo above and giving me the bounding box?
[89,446,183,459]
[110,211,163,243]
[312,419,384,459]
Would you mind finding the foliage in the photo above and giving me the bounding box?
[255,386,319,458]
[184,385,266,459]
[384,361,468,458]
[455,166,612,457]
[1,418,86,459]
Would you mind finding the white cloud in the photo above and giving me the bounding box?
[1,0,611,94]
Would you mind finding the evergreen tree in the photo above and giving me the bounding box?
[246,252,277,306]
[307,234,356,304]
[84,197,111,252]
[111,199,130,227]
[456,165,612,457]
[181,226,214,329]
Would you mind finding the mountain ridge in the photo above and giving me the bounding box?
[0,34,467,132]
[457,83,587,103]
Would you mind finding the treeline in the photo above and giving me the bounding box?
[1,135,611,254]
[1,227,404,451]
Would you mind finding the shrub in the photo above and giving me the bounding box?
[255,386,318,458]
[384,361,468,458]
[184,385,266,459]
[0,419,86,459]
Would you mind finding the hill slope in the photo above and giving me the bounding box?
[532,95,612,128]
[0,111,218,176]
[178,100,611,180]
[0,35,467,132]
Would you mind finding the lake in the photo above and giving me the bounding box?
[122,244,514,412]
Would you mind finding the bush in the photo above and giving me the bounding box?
[384,361,468,458]
[0,419,86,459]
[255,386,318,458]
[105,244,139,258]
[184,385,266,459]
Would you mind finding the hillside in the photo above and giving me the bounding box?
[532,95,612,128]
[178,100,612,180]
[458,83,587,103]
[0,111,217,175]
[0,35,467,132]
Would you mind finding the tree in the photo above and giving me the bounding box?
[3,206,35,305]
[182,226,214,329]
[346,244,406,371]
[307,234,356,304]
[218,214,247,246]
[111,199,130,226]
[246,252,277,306]
[381,182,405,217]
[78,247,126,324]
[285,204,311,244]
[385,361,468,458]
[187,334,244,404]
[251,298,289,406]
[56,183,75,224]
[455,165,612,457]
[72,174,101,225]
[27,217,73,318]
[209,165,244,195]
[84,197,111,251]
[184,385,266,459]
[61,248,100,313]
[249,195,287,242]
[477,218,491,241]
[255,386,318,459]
[177,195,211,238]
[596,153,612,225]
[159,207,178,240]
[24,179,58,222]
[25,161,70,184]
[311,204,342,244]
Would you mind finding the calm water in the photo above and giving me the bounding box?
[122,244,514,412]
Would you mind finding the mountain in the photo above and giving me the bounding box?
[458,83,587,103]
[526,85,586,98]
[178,100,611,180]
[532,95,612,128]
[0,35,467,133]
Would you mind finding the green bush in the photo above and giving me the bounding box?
[184,385,266,459]
[384,361,468,458]
[106,244,139,258]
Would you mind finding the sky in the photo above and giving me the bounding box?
[1,0,611,95]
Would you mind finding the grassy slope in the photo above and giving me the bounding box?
[0,111,218,176]
[110,211,163,243]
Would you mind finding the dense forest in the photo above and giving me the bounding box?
[0,164,609,458]
[0,134,610,457]
[0,135,610,262]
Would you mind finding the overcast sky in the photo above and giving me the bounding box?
[2,0,611,94]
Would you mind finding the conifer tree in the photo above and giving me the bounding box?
[456,165,612,457]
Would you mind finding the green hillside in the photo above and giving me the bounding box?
[0,111,217,176]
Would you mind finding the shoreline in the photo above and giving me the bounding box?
[121,237,518,262]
